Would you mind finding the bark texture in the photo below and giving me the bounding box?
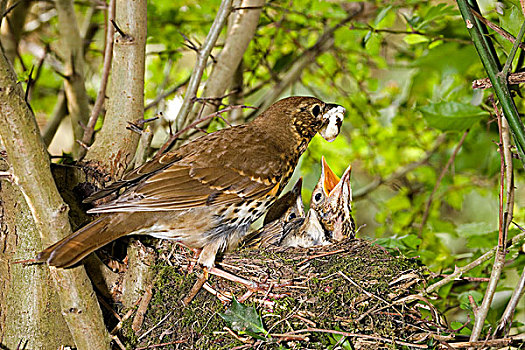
[0,48,110,350]
[85,0,147,177]
[0,157,73,349]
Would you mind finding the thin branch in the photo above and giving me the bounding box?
[287,328,428,349]
[175,0,233,131]
[144,75,190,111]
[457,0,525,168]
[181,0,264,132]
[436,334,525,348]
[418,130,469,236]
[133,127,153,168]
[472,71,525,89]
[470,9,525,51]
[254,11,359,114]
[42,90,67,146]
[79,0,115,156]
[354,134,446,199]
[55,0,91,158]
[495,266,525,337]
[469,105,509,342]
[425,228,525,294]
[349,25,471,45]
[157,104,255,155]
[501,20,525,76]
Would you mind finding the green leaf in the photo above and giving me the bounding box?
[219,297,268,338]
[374,5,392,27]
[456,222,494,238]
[374,234,421,253]
[403,34,430,45]
[420,101,488,131]
[458,290,483,311]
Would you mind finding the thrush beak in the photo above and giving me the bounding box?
[303,209,330,246]
[290,177,306,218]
[319,104,345,142]
[321,156,340,197]
[326,164,352,202]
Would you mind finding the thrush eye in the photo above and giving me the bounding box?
[288,212,296,220]
[311,104,321,117]
[313,192,322,203]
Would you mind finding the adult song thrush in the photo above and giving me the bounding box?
[36,96,345,268]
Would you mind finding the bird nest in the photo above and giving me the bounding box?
[124,238,446,349]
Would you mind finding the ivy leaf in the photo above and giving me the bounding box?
[420,101,488,131]
[219,297,268,339]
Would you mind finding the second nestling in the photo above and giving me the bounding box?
[245,156,356,248]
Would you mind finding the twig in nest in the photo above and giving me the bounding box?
[288,328,428,348]
[137,311,173,341]
[182,273,207,306]
[135,340,186,350]
[297,248,345,266]
[132,285,153,332]
[110,297,142,335]
[112,334,126,350]
[202,282,232,303]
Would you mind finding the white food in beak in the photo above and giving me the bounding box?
[319,105,345,142]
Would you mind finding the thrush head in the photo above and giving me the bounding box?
[244,177,330,249]
[310,156,356,241]
[263,178,305,226]
[278,208,329,248]
[36,97,346,269]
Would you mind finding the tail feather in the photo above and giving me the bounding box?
[36,214,127,268]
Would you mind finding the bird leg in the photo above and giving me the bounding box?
[186,247,202,274]
[208,266,292,298]
[173,242,201,274]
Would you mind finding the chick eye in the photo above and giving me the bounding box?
[313,192,323,203]
[288,212,296,221]
[311,104,321,117]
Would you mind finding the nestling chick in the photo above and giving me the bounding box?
[310,156,355,241]
[247,157,355,248]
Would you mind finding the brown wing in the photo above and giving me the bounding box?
[87,163,278,213]
[87,123,288,213]
[83,151,183,203]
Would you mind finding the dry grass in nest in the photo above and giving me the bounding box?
[125,238,452,349]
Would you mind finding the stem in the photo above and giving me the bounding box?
[419,130,468,236]
[456,0,525,168]
[80,0,115,156]
[175,0,233,132]
[425,228,525,294]
[502,21,525,76]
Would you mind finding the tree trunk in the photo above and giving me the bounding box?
[0,157,73,349]
[0,43,111,350]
